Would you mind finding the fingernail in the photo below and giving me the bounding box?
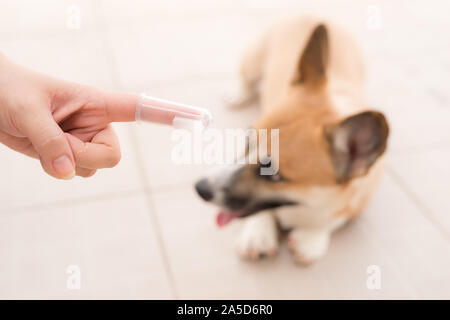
[52,155,75,179]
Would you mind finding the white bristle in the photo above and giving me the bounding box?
[172,117,205,131]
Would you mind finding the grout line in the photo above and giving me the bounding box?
[93,1,179,299]
[126,73,236,92]
[2,188,142,215]
[386,167,450,244]
[146,181,197,195]
[91,5,122,91]
[0,28,95,43]
[389,141,450,156]
[127,125,179,299]
[359,218,420,299]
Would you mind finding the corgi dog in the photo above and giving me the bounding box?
[194,16,389,265]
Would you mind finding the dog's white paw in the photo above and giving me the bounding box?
[287,229,330,266]
[235,213,278,260]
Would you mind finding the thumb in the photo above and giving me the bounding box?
[19,108,75,179]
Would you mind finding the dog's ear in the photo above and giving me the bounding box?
[292,24,329,86]
[324,111,389,184]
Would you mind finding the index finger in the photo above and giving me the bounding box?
[103,91,138,122]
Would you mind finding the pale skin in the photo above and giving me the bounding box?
[0,53,137,179]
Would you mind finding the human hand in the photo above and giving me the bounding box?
[0,53,137,179]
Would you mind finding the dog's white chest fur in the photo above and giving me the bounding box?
[274,187,341,230]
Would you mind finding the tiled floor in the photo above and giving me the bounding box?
[0,0,449,299]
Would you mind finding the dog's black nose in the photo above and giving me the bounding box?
[195,178,214,201]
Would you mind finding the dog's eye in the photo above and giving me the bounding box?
[258,158,284,182]
[266,173,283,182]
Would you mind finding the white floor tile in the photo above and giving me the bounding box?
[388,147,450,237]
[0,124,141,212]
[150,173,447,299]
[361,174,450,299]
[100,0,242,26]
[367,61,450,153]
[0,31,114,89]
[105,12,270,90]
[0,1,97,40]
[0,193,173,299]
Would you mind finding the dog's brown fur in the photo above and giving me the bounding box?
[196,15,389,264]
[240,16,388,220]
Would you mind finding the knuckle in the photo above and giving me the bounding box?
[72,141,88,157]
[11,104,31,131]
[41,133,65,148]
[5,111,24,136]
[105,148,121,168]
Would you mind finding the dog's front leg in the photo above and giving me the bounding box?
[235,211,278,260]
[287,228,330,266]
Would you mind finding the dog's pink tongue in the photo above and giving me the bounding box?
[216,211,241,228]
